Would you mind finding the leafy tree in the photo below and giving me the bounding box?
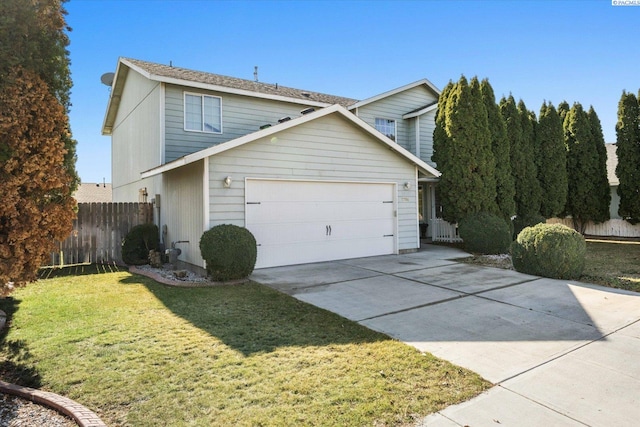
[536,102,567,218]
[480,79,515,221]
[615,91,640,224]
[0,68,76,293]
[587,106,611,223]
[0,0,78,190]
[432,76,497,223]
[564,103,608,233]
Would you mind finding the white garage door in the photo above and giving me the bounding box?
[246,179,396,269]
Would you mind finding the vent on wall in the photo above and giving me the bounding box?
[300,107,315,115]
[278,116,291,123]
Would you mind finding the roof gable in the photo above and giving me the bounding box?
[141,104,440,179]
[103,58,357,135]
[348,79,440,111]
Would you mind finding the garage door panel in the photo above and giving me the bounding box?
[247,201,393,224]
[246,179,398,269]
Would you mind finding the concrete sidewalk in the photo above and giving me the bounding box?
[251,245,640,426]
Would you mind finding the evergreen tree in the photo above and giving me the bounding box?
[517,100,542,217]
[564,103,607,233]
[480,79,516,220]
[557,101,570,124]
[0,0,77,292]
[615,91,640,224]
[587,106,611,223]
[431,76,497,223]
[536,102,567,218]
[0,0,78,191]
[0,68,76,292]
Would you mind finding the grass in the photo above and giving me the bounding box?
[581,239,640,292]
[0,271,489,426]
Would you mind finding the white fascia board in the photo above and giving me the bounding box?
[141,104,441,179]
[338,109,441,178]
[403,102,438,119]
[102,59,129,135]
[348,79,441,110]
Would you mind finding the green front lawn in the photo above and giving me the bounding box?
[0,272,488,426]
[582,239,640,292]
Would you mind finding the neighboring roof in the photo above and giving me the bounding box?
[141,104,440,179]
[74,183,113,203]
[348,79,441,111]
[103,58,357,135]
[606,143,619,186]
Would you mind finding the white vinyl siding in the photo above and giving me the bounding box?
[162,161,204,267]
[206,113,419,252]
[184,92,222,133]
[111,70,163,201]
[165,85,319,162]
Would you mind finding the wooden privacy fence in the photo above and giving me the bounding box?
[46,203,154,267]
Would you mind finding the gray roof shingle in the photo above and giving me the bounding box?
[125,58,358,108]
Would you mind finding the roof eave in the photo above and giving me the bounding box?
[141,104,441,179]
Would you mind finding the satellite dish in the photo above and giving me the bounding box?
[100,72,115,86]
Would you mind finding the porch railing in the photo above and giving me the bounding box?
[431,218,463,243]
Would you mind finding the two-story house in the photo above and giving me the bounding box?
[102,58,442,271]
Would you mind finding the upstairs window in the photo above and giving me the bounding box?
[184,93,222,133]
[375,118,396,141]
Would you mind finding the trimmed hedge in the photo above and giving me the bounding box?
[512,214,546,240]
[199,224,257,281]
[511,223,586,279]
[458,212,511,254]
[122,224,159,265]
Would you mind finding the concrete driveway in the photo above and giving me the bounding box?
[251,244,640,426]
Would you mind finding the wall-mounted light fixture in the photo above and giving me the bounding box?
[223,176,232,188]
[404,182,411,190]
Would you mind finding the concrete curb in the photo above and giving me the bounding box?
[0,310,106,427]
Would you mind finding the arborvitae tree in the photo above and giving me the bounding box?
[431,76,497,223]
[0,68,76,293]
[480,79,516,221]
[0,0,77,293]
[615,91,640,224]
[0,0,78,191]
[517,100,542,217]
[558,101,570,124]
[587,106,611,223]
[536,102,567,218]
[564,103,607,233]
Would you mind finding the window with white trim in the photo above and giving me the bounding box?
[375,118,396,141]
[184,93,222,133]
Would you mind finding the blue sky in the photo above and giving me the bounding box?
[65,0,639,183]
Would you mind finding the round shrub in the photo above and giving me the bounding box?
[199,224,257,281]
[458,212,511,255]
[511,223,586,279]
[512,214,546,240]
[122,223,159,265]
